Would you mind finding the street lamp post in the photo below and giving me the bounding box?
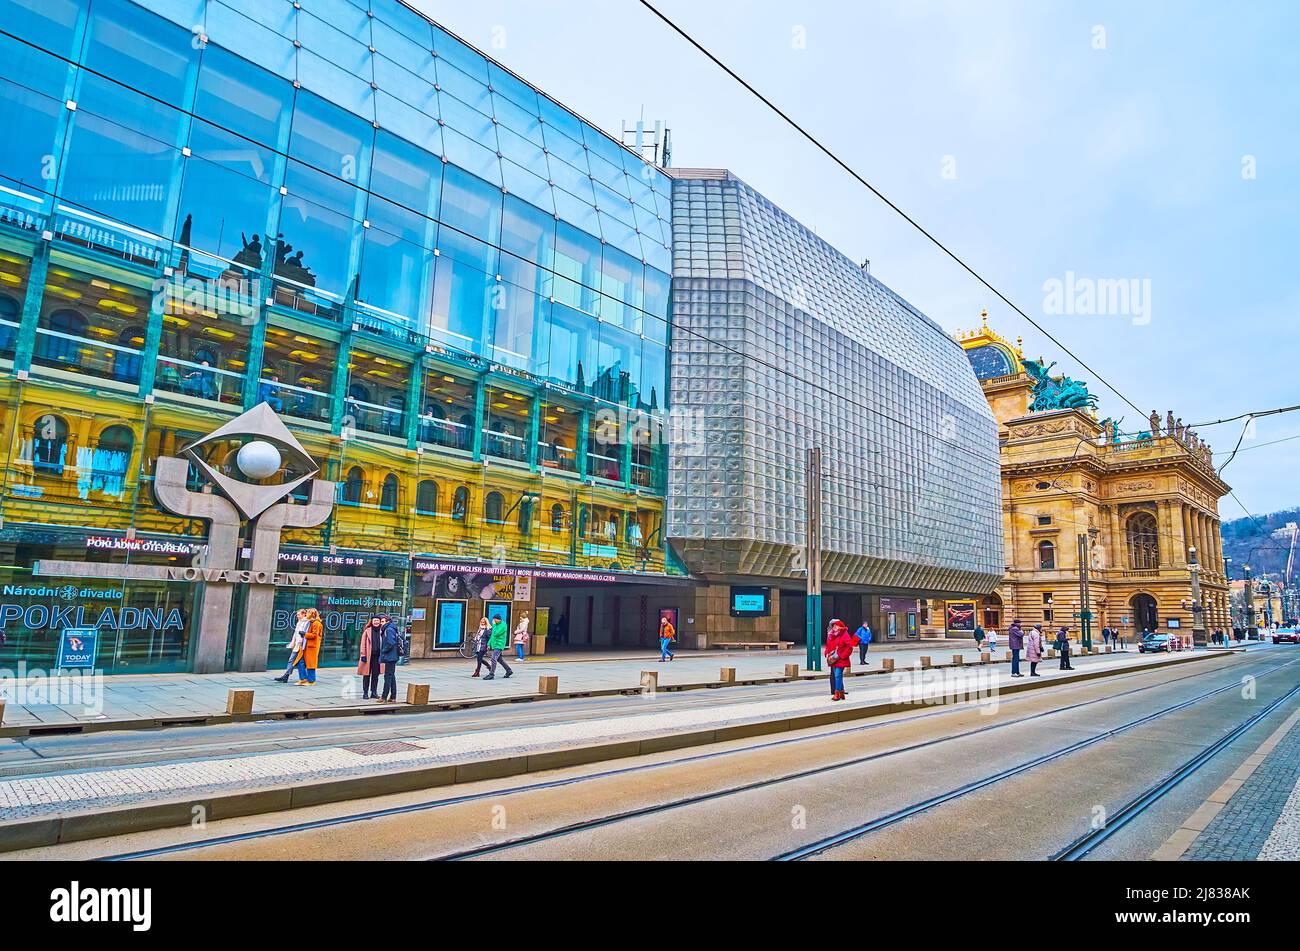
[1187,546,1205,647]
[1244,564,1256,640]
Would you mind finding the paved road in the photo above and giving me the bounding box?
[11,645,1295,861]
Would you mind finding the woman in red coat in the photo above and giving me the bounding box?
[824,619,860,702]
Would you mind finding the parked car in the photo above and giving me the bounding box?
[1139,634,1172,654]
[1272,630,1300,645]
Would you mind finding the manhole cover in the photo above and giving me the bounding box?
[342,741,422,757]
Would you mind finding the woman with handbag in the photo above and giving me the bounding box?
[296,609,324,685]
[357,616,383,699]
[824,619,860,702]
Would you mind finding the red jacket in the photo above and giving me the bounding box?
[824,629,860,669]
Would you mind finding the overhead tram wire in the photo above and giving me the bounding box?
[635,0,1149,422]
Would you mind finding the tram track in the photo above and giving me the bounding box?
[97,651,1291,861]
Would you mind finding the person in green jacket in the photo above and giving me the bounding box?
[484,616,514,680]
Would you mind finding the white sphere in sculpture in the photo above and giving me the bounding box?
[236,441,282,480]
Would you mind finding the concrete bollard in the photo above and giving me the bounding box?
[0,700,5,726]
[1106,646,1113,654]
[981,652,992,664]
[405,683,430,706]
[952,654,964,667]
[920,656,932,670]
[881,658,895,673]
[640,670,658,693]
[720,667,736,684]
[539,675,559,695]
[1006,651,1014,663]
[785,664,801,679]
[1047,649,1057,659]
[226,689,254,715]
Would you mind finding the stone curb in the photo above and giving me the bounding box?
[0,651,1223,853]
[0,649,1155,739]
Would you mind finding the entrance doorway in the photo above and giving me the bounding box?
[1131,593,1159,632]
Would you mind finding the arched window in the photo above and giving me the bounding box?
[341,465,365,505]
[1038,540,1056,570]
[416,479,438,516]
[1127,513,1160,569]
[451,486,469,521]
[518,497,533,535]
[484,491,504,524]
[37,309,88,368]
[379,474,399,511]
[31,414,69,475]
[550,503,566,532]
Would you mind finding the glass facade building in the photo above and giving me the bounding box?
[667,169,1003,596]
[0,0,675,672]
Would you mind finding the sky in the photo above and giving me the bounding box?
[417,0,1300,515]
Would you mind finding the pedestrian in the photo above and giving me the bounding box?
[513,611,530,661]
[1056,626,1074,671]
[973,624,986,652]
[986,628,999,654]
[471,617,491,677]
[357,615,383,699]
[1008,619,1025,678]
[484,614,513,680]
[373,614,401,702]
[824,618,859,702]
[855,620,873,664]
[1026,624,1045,678]
[274,609,309,683]
[295,608,323,685]
[658,616,676,662]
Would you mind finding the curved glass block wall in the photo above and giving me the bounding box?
[667,169,1003,594]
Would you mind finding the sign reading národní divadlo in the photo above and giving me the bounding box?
[56,628,99,670]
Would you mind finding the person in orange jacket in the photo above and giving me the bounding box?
[658,616,676,662]
[296,608,324,685]
[824,618,860,702]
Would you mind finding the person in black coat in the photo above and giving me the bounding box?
[1057,626,1075,670]
[377,614,401,703]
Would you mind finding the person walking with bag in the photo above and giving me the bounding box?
[855,620,873,664]
[274,609,309,683]
[824,618,860,702]
[484,615,513,680]
[357,616,383,699]
[1026,624,1045,678]
[377,614,401,702]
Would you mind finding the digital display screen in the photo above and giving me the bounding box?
[731,586,771,618]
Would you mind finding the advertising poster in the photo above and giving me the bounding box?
[56,628,99,670]
[946,601,977,633]
[486,601,511,629]
[435,600,466,649]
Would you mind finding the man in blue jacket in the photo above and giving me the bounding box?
[1008,620,1025,678]
[377,614,401,703]
[855,621,873,664]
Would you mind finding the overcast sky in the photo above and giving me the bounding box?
[418,0,1300,516]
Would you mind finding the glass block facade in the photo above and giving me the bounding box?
[0,0,674,672]
[668,170,1003,594]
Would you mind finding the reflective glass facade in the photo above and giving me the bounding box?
[0,0,673,672]
[667,170,1003,594]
